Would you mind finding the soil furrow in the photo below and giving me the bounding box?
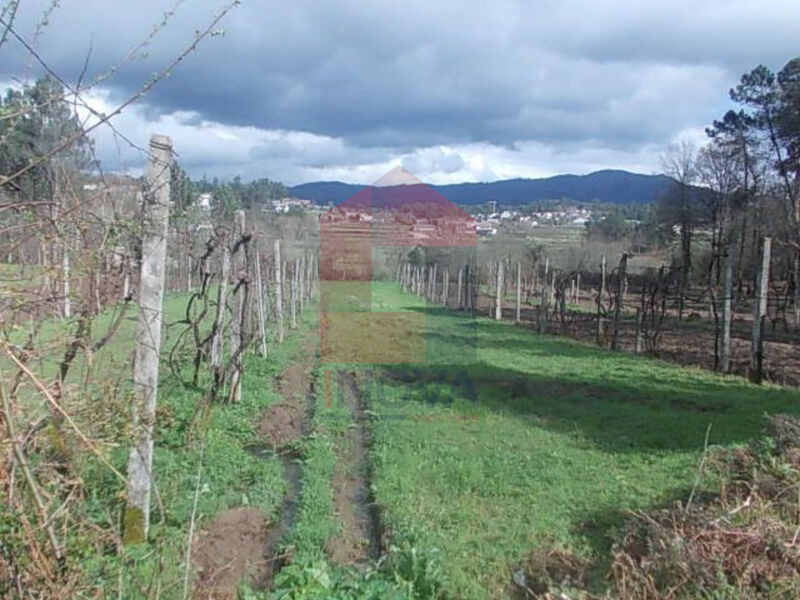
[327,370,382,564]
[192,337,317,598]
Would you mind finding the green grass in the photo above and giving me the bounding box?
[0,285,319,598]
[357,282,800,598]
[279,361,338,562]
[76,311,319,598]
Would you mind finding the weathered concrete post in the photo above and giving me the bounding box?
[299,254,306,310]
[515,261,521,323]
[794,253,800,330]
[457,266,464,309]
[720,242,734,372]
[62,249,71,318]
[611,253,627,350]
[543,257,550,307]
[187,254,192,292]
[463,264,471,313]
[539,271,551,334]
[229,210,246,403]
[290,259,298,329]
[124,134,171,544]
[634,308,643,355]
[751,236,771,383]
[274,240,284,344]
[210,238,230,370]
[495,260,503,320]
[255,250,267,357]
[596,255,606,345]
[122,255,132,300]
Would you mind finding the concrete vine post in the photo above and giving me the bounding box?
[274,240,284,344]
[515,261,521,323]
[495,260,503,320]
[290,259,298,329]
[228,210,246,404]
[634,308,643,355]
[299,254,306,310]
[210,236,230,372]
[794,254,800,330]
[62,248,71,318]
[307,253,316,299]
[457,265,463,309]
[611,253,628,351]
[463,264,471,313]
[255,250,267,357]
[596,255,606,345]
[751,237,771,383]
[539,273,549,334]
[124,134,172,545]
[543,257,550,308]
[720,242,734,372]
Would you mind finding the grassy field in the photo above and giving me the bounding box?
[7,280,799,598]
[350,282,800,598]
[478,225,669,274]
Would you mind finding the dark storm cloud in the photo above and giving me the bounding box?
[1,0,798,181]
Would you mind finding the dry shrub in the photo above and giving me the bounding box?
[511,414,800,600]
[610,413,800,600]
[513,546,593,599]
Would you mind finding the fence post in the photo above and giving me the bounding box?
[611,253,627,350]
[228,210,246,403]
[634,308,643,355]
[539,273,549,334]
[210,232,230,367]
[720,242,733,372]
[794,253,800,330]
[291,259,298,329]
[596,255,606,345]
[751,236,771,383]
[255,250,267,357]
[62,249,70,318]
[124,134,171,544]
[515,261,521,323]
[274,240,284,344]
[299,254,306,311]
[457,266,463,309]
[495,260,503,320]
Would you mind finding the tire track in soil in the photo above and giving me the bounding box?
[192,338,317,598]
[326,370,383,565]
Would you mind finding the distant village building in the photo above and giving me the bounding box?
[197,193,213,210]
[268,197,312,213]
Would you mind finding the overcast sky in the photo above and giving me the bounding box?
[1,0,798,185]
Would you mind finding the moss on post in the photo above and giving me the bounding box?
[122,506,146,545]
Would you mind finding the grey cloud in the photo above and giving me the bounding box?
[1,0,798,182]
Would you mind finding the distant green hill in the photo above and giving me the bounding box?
[290,169,679,206]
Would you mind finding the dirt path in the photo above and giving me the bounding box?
[326,371,382,565]
[258,339,317,447]
[192,337,317,598]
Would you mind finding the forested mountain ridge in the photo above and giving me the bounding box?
[290,169,679,206]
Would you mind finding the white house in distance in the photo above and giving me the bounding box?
[197,193,213,210]
[268,197,313,213]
